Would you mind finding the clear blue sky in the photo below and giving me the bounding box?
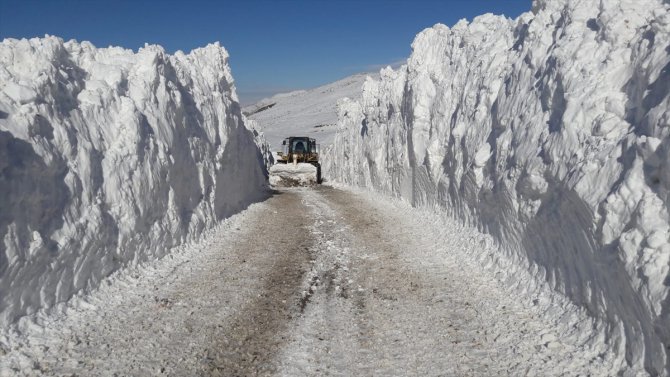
[0,0,530,104]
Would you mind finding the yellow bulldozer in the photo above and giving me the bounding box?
[271,136,322,185]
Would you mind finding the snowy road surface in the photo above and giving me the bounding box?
[2,186,618,376]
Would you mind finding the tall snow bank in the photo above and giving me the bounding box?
[325,0,670,373]
[0,36,268,326]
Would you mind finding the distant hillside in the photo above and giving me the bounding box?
[244,73,378,150]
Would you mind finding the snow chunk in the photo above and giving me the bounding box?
[2,82,37,104]
[269,163,318,186]
[473,143,491,168]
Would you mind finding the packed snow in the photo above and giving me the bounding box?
[325,0,670,373]
[269,163,318,186]
[0,36,268,328]
[244,73,377,151]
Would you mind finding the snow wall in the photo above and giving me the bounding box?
[0,37,268,327]
[324,0,670,373]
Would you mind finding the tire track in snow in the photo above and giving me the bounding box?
[201,190,314,376]
[275,186,618,376]
[1,190,316,376]
[274,187,364,376]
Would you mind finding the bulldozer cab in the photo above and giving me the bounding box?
[293,140,306,153]
[274,136,322,184]
[280,137,319,163]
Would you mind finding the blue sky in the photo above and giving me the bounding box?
[0,0,530,104]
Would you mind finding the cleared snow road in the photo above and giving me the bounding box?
[2,186,616,376]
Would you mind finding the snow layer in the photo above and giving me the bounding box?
[269,163,318,186]
[325,0,670,373]
[244,73,377,151]
[0,36,268,327]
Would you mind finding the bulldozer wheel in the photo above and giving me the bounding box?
[311,162,322,184]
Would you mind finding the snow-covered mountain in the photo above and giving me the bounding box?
[325,0,670,373]
[0,36,268,326]
[244,73,377,151]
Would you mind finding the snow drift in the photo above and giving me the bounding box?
[0,36,268,326]
[325,0,670,373]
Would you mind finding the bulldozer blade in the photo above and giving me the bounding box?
[269,163,319,187]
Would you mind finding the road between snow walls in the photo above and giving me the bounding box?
[0,186,626,375]
[324,0,670,374]
[0,36,270,329]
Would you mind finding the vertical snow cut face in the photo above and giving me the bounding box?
[0,36,268,326]
[325,0,670,373]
